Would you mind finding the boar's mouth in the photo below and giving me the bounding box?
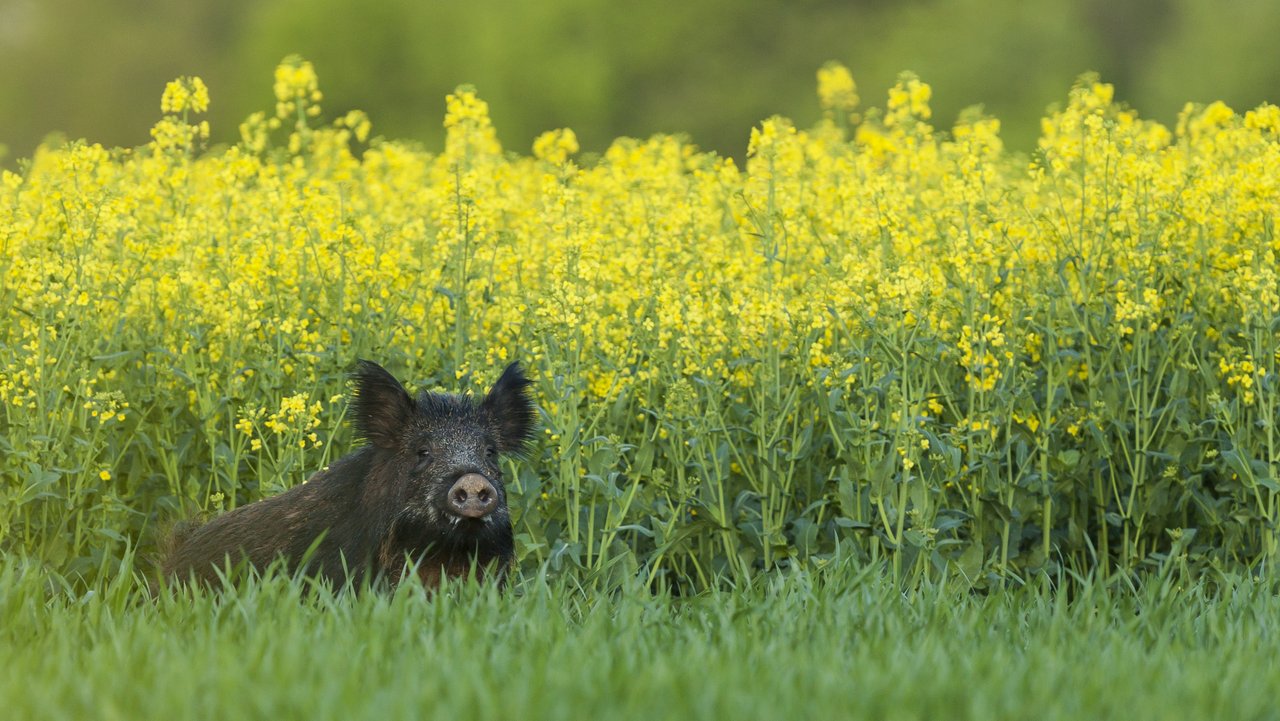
[441,514,499,540]
[387,505,513,557]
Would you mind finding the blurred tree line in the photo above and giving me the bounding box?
[1,0,1278,163]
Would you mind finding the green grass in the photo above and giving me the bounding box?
[3,555,1277,720]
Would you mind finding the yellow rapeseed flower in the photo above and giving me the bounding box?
[817,61,859,112]
[533,128,580,164]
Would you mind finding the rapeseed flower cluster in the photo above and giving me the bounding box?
[817,61,859,114]
[2,60,1278,586]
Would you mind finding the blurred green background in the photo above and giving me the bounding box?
[1,0,1278,162]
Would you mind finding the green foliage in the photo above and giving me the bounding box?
[1134,0,1280,124]
[3,0,1278,161]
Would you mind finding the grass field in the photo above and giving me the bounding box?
[4,558,1277,721]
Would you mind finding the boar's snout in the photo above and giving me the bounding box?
[447,473,500,519]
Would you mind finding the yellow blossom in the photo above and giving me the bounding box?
[817,61,859,112]
[533,128,580,164]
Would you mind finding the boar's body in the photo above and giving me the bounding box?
[162,361,533,588]
[163,449,385,585]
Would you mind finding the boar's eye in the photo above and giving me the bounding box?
[413,448,431,472]
[485,444,497,460]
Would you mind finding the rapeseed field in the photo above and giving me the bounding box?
[2,58,1278,590]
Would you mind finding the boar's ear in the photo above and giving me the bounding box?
[480,362,536,454]
[351,360,415,450]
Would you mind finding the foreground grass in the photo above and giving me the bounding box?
[2,559,1276,721]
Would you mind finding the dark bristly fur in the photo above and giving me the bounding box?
[161,360,536,589]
